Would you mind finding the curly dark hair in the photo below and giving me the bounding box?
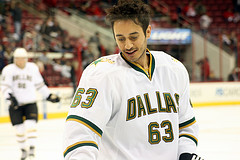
[105,0,151,36]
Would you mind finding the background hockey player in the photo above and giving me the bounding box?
[63,0,204,159]
[0,48,60,160]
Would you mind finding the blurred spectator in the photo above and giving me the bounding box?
[23,32,34,50]
[0,1,11,16]
[43,0,57,15]
[175,2,184,27]
[221,30,238,63]
[199,13,212,35]
[11,2,22,40]
[61,60,72,78]
[88,32,101,59]
[39,51,52,65]
[34,19,43,33]
[229,31,238,66]
[49,37,62,52]
[60,53,67,65]
[62,36,74,52]
[50,19,63,38]
[39,16,66,52]
[184,2,196,17]
[89,31,100,45]
[3,11,18,42]
[78,34,88,50]
[229,31,238,50]
[197,57,210,81]
[233,12,240,23]
[53,59,62,72]
[82,47,94,69]
[187,3,196,17]
[38,39,48,51]
[61,59,77,94]
[23,29,42,51]
[223,8,235,22]
[228,68,239,81]
[34,57,49,86]
[195,0,206,16]
[221,30,231,47]
[78,1,90,14]
[40,16,54,38]
[3,46,14,65]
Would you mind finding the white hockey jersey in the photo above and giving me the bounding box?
[1,62,50,105]
[63,50,199,160]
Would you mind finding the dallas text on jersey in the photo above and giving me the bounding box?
[126,91,179,121]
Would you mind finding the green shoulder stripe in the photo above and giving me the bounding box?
[179,117,196,130]
[179,134,198,146]
[66,115,103,137]
[63,141,98,157]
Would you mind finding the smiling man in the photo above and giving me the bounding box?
[114,20,150,69]
[63,0,203,160]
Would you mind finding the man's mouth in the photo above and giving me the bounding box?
[125,50,137,55]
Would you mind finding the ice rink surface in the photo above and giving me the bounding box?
[0,105,240,160]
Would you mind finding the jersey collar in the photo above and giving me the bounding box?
[121,48,155,81]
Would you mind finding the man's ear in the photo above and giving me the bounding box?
[146,25,151,39]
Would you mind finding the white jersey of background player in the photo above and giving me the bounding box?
[1,51,50,105]
[63,0,203,160]
[1,48,59,160]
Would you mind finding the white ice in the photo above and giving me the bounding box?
[0,105,240,160]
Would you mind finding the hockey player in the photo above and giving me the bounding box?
[63,0,203,159]
[0,48,60,160]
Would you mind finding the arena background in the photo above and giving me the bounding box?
[0,0,240,159]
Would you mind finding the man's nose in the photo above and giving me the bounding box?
[125,39,133,50]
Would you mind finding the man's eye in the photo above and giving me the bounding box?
[130,36,138,41]
[118,38,125,42]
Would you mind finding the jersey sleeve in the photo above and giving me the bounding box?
[32,63,50,99]
[63,68,113,160]
[0,66,13,100]
[177,65,199,158]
